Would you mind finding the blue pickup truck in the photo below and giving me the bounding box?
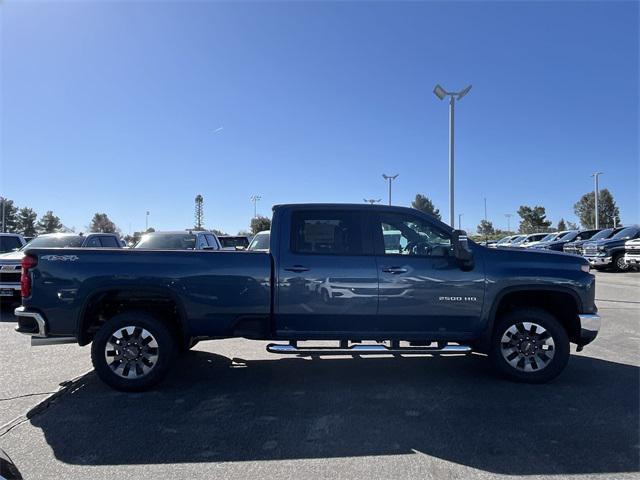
[14,204,600,391]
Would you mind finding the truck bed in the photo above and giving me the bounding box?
[22,248,272,339]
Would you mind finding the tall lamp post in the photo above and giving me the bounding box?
[505,213,512,232]
[591,172,603,229]
[433,84,472,227]
[250,195,262,218]
[145,211,150,231]
[382,174,399,206]
[458,213,463,230]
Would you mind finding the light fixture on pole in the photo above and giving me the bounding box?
[250,195,262,218]
[363,198,381,204]
[591,172,603,229]
[382,174,399,206]
[433,83,472,227]
[505,213,512,232]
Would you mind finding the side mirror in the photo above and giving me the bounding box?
[452,230,475,271]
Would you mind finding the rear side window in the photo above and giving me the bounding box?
[291,211,364,255]
[85,237,101,247]
[99,236,119,248]
[205,234,219,249]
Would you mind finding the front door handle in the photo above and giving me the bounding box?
[382,266,408,274]
[284,265,310,273]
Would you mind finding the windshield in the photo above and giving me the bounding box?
[539,233,557,242]
[219,237,249,248]
[495,236,513,245]
[135,233,197,250]
[0,236,23,253]
[25,235,85,248]
[611,227,640,240]
[557,231,579,241]
[248,232,270,251]
[589,228,613,241]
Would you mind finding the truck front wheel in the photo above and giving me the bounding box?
[490,308,570,383]
[91,312,177,391]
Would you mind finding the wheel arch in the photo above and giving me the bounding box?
[477,285,582,352]
[77,286,189,348]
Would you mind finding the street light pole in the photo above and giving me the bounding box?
[145,211,149,231]
[591,172,603,229]
[382,174,398,206]
[458,213,462,230]
[434,84,472,228]
[250,195,262,218]
[0,197,5,233]
[505,213,512,232]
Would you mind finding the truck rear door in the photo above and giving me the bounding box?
[274,208,378,336]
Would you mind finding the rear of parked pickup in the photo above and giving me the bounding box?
[15,204,600,391]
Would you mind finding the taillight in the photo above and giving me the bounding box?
[21,255,37,298]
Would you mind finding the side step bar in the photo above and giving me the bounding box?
[266,342,472,356]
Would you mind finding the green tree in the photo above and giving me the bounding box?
[17,207,38,236]
[37,211,63,233]
[250,215,271,235]
[573,189,620,229]
[567,221,578,230]
[89,213,119,233]
[477,219,495,236]
[0,198,19,232]
[557,218,567,231]
[411,194,441,220]
[517,205,552,233]
[211,228,227,236]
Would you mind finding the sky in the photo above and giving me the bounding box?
[1,1,638,235]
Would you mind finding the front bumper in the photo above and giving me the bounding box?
[14,306,76,346]
[578,313,601,346]
[586,256,612,266]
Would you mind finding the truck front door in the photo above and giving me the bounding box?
[374,211,485,337]
[275,208,378,337]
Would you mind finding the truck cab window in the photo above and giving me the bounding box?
[85,237,101,247]
[379,213,451,257]
[99,236,119,248]
[291,211,363,255]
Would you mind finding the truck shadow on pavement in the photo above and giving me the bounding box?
[30,351,639,475]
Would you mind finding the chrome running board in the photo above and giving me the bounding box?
[266,342,471,356]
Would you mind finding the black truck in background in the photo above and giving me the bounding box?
[15,204,600,391]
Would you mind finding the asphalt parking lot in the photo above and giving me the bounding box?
[0,271,638,480]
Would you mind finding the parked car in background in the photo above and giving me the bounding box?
[510,233,548,248]
[134,231,221,250]
[563,228,617,255]
[583,226,640,271]
[218,235,250,250]
[623,238,640,269]
[0,232,122,307]
[492,234,525,248]
[247,230,270,252]
[530,231,580,251]
[0,233,26,254]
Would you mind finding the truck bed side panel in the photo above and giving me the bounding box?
[23,249,272,338]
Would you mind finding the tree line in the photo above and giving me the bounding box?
[410,188,621,240]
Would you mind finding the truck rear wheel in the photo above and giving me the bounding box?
[490,308,569,383]
[91,312,177,391]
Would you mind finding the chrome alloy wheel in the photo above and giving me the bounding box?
[104,326,159,379]
[500,322,555,372]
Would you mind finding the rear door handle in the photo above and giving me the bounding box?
[382,266,408,274]
[284,265,310,273]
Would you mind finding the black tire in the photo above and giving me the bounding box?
[612,253,630,272]
[91,312,177,391]
[490,308,570,383]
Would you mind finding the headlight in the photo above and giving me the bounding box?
[581,264,590,273]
